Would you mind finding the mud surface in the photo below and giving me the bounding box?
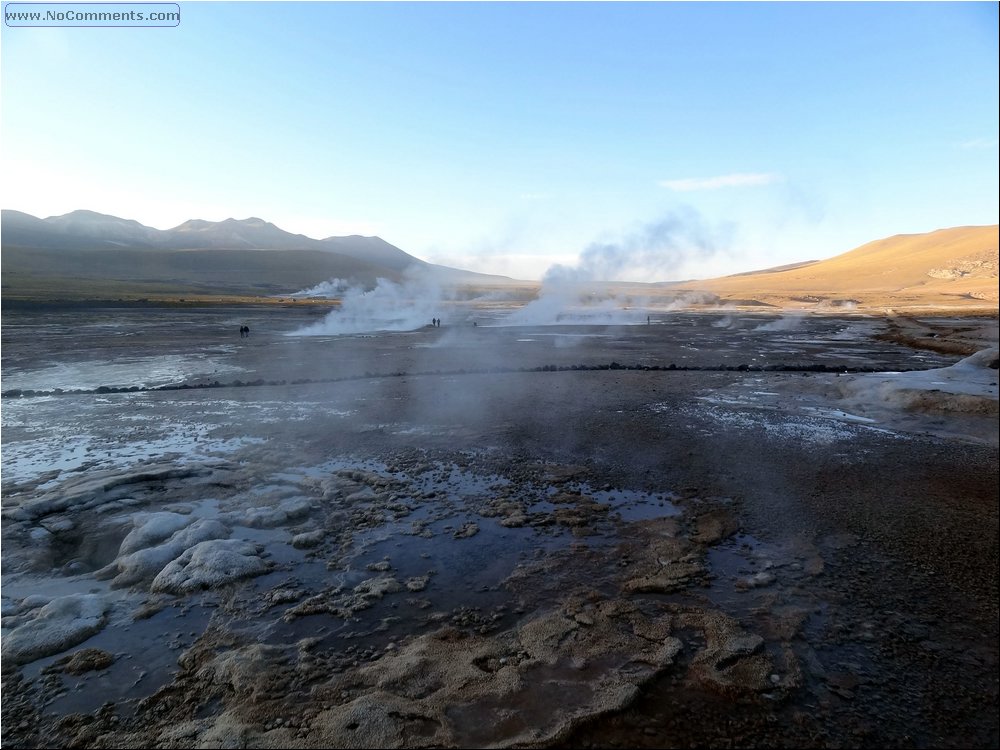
[2,307,997,748]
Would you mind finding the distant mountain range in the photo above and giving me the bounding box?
[3,210,997,310]
[1,209,515,300]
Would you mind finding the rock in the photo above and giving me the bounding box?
[133,599,166,621]
[192,643,292,702]
[97,519,229,588]
[293,597,682,748]
[60,647,115,675]
[735,571,777,590]
[405,576,430,592]
[20,594,50,610]
[291,530,324,548]
[624,563,703,593]
[239,497,311,528]
[267,588,303,605]
[118,512,194,556]
[28,527,53,544]
[453,522,479,539]
[151,539,269,594]
[278,497,313,518]
[39,515,75,534]
[13,464,208,522]
[61,560,89,576]
[346,487,378,503]
[691,509,739,545]
[682,610,774,694]
[500,513,527,528]
[242,507,290,529]
[354,576,403,598]
[1,594,109,666]
[285,575,406,621]
[0,597,19,617]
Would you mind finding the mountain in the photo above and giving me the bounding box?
[319,235,421,274]
[1,209,513,300]
[672,225,999,309]
[9,209,988,309]
[165,217,316,250]
[42,209,164,246]
[1,209,163,249]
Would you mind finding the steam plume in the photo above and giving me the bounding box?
[505,208,729,325]
[290,269,449,335]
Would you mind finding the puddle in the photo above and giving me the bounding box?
[31,602,216,718]
[701,533,778,613]
[577,486,681,523]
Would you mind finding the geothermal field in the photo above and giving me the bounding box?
[1,299,998,748]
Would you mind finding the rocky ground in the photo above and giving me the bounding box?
[1,307,997,748]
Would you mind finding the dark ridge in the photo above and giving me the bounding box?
[1,362,924,400]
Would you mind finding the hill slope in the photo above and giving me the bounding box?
[1,246,397,298]
[674,225,998,309]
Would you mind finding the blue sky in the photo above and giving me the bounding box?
[2,1,997,281]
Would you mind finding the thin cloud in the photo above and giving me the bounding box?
[658,172,782,192]
[957,137,998,150]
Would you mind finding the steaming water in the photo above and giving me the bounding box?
[703,532,774,609]
[1,355,245,392]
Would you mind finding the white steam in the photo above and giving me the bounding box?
[287,278,350,299]
[502,208,729,326]
[755,310,806,331]
[290,270,450,335]
[503,285,648,326]
[542,208,721,285]
[289,208,730,333]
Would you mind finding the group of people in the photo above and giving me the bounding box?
[239,325,251,339]
[431,318,441,327]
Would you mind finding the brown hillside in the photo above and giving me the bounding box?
[675,225,998,311]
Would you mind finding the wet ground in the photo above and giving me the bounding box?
[1,306,997,748]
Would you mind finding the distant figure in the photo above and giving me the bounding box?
[647,316,651,325]
[245,325,250,338]
[473,321,477,327]
[240,325,250,339]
